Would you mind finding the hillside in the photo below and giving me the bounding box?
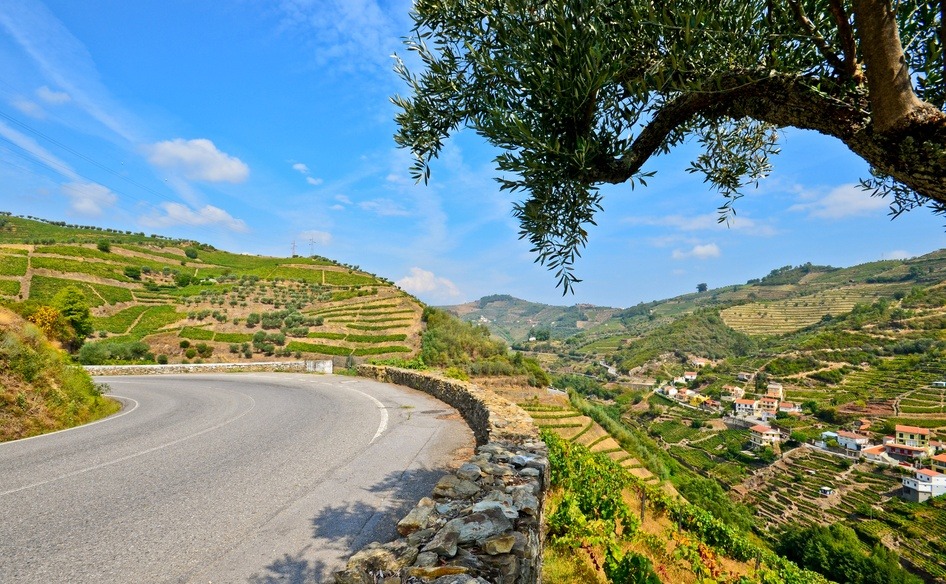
[0,307,119,441]
[0,213,423,364]
[440,294,621,343]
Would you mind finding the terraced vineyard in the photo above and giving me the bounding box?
[0,215,422,363]
[721,286,897,335]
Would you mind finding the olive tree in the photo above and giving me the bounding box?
[392,0,946,291]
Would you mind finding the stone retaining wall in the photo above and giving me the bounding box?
[84,360,332,376]
[335,366,548,584]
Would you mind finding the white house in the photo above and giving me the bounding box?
[683,371,698,382]
[734,398,758,418]
[759,397,779,414]
[690,357,710,368]
[836,430,871,451]
[902,468,946,502]
[750,424,781,449]
[779,401,801,414]
[663,386,679,398]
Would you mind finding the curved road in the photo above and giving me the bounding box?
[0,373,473,583]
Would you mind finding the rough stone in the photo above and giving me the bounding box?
[457,463,482,481]
[398,497,435,535]
[407,528,436,547]
[482,533,517,555]
[414,551,439,567]
[453,507,513,544]
[434,475,481,499]
[406,565,469,579]
[424,524,460,557]
[519,467,540,477]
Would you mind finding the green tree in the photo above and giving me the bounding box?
[393,1,946,291]
[697,283,708,293]
[51,286,93,348]
[96,239,110,253]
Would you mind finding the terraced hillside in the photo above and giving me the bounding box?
[0,214,421,362]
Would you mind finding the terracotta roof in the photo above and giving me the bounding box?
[886,443,927,452]
[917,468,943,477]
[734,398,757,405]
[895,424,931,435]
[862,445,886,455]
[760,397,778,404]
[779,401,796,408]
[750,424,775,433]
[932,453,946,463]
[837,430,867,440]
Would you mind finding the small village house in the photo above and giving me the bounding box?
[750,424,781,449]
[902,468,946,502]
[759,397,779,415]
[836,430,870,451]
[733,398,759,418]
[721,385,744,402]
[932,453,946,474]
[683,371,698,382]
[690,357,710,368]
[884,425,933,460]
[765,383,784,400]
[737,372,753,382]
[778,401,801,414]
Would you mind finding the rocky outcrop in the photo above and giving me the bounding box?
[335,366,548,584]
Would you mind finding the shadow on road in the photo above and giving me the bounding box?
[247,466,447,584]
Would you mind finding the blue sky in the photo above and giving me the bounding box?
[1,1,944,308]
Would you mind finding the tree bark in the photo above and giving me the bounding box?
[852,0,927,132]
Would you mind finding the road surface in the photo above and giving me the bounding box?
[0,373,472,583]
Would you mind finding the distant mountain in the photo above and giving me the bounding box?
[439,294,621,343]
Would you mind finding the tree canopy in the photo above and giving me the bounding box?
[393,0,946,291]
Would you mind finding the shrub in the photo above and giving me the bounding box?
[184,247,198,259]
[97,239,111,253]
[185,347,197,359]
[179,339,190,348]
[123,266,141,280]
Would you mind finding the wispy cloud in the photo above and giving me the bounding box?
[790,183,887,219]
[292,162,309,173]
[396,267,460,300]
[299,229,331,246]
[274,0,409,75]
[36,85,70,104]
[11,98,44,118]
[624,212,776,236]
[62,181,116,215]
[0,1,140,142]
[672,243,721,260]
[306,176,323,186]
[359,198,410,217]
[146,138,249,183]
[141,202,248,232]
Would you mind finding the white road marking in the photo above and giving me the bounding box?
[0,392,257,497]
[342,387,388,444]
[0,394,140,447]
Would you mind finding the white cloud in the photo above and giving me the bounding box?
[883,250,913,260]
[299,229,332,245]
[0,119,79,180]
[335,195,352,205]
[141,202,248,232]
[396,267,460,299]
[625,212,776,236]
[62,181,116,215]
[11,98,44,118]
[790,183,887,218]
[359,198,410,216]
[330,204,345,211]
[146,138,249,183]
[36,85,70,104]
[306,176,323,186]
[292,162,309,173]
[672,243,721,260]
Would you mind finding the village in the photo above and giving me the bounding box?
[656,357,946,503]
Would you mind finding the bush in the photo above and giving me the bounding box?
[123,266,141,280]
[184,247,198,259]
[157,354,168,364]
[97,239,111,253]
[185,347,197,359]
[179,339,190,348]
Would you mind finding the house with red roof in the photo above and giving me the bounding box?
[932,453,946,474]
[750,425,781,449]
[902,467,946,502]
[885,425,933,460]
[733,398,758,418]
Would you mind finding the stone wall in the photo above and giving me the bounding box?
[84,360,332,376]
[335,366,548,584]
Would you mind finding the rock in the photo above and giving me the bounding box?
[397,497,435,535]
[457,463,482,481]
[482,533,516,555]
[431,575,490,584]
[335,540,418,584]
[424,524,460,557]
[453,507,513,544]
[519,467,540,477]
[510,487,539,516]
[406,565,469,579]
[406,527,436,547]
[481,462,513,477]
[433,475,481,499]
[472,497,518,520]
[414,551,439,567]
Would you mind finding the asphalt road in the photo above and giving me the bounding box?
[0,373,473,583]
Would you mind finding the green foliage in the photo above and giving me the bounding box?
[51,286,93,348]
[123,266,141,280]
[184,247,198,259]
[78,340,153,364]
[613,310,754,371]
[420,307,507,366]
[777,524,922,584]
[604,550,661,584]
[96,239,110,253]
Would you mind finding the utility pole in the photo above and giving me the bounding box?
[291,240,296,257]
[308,238,316,257]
